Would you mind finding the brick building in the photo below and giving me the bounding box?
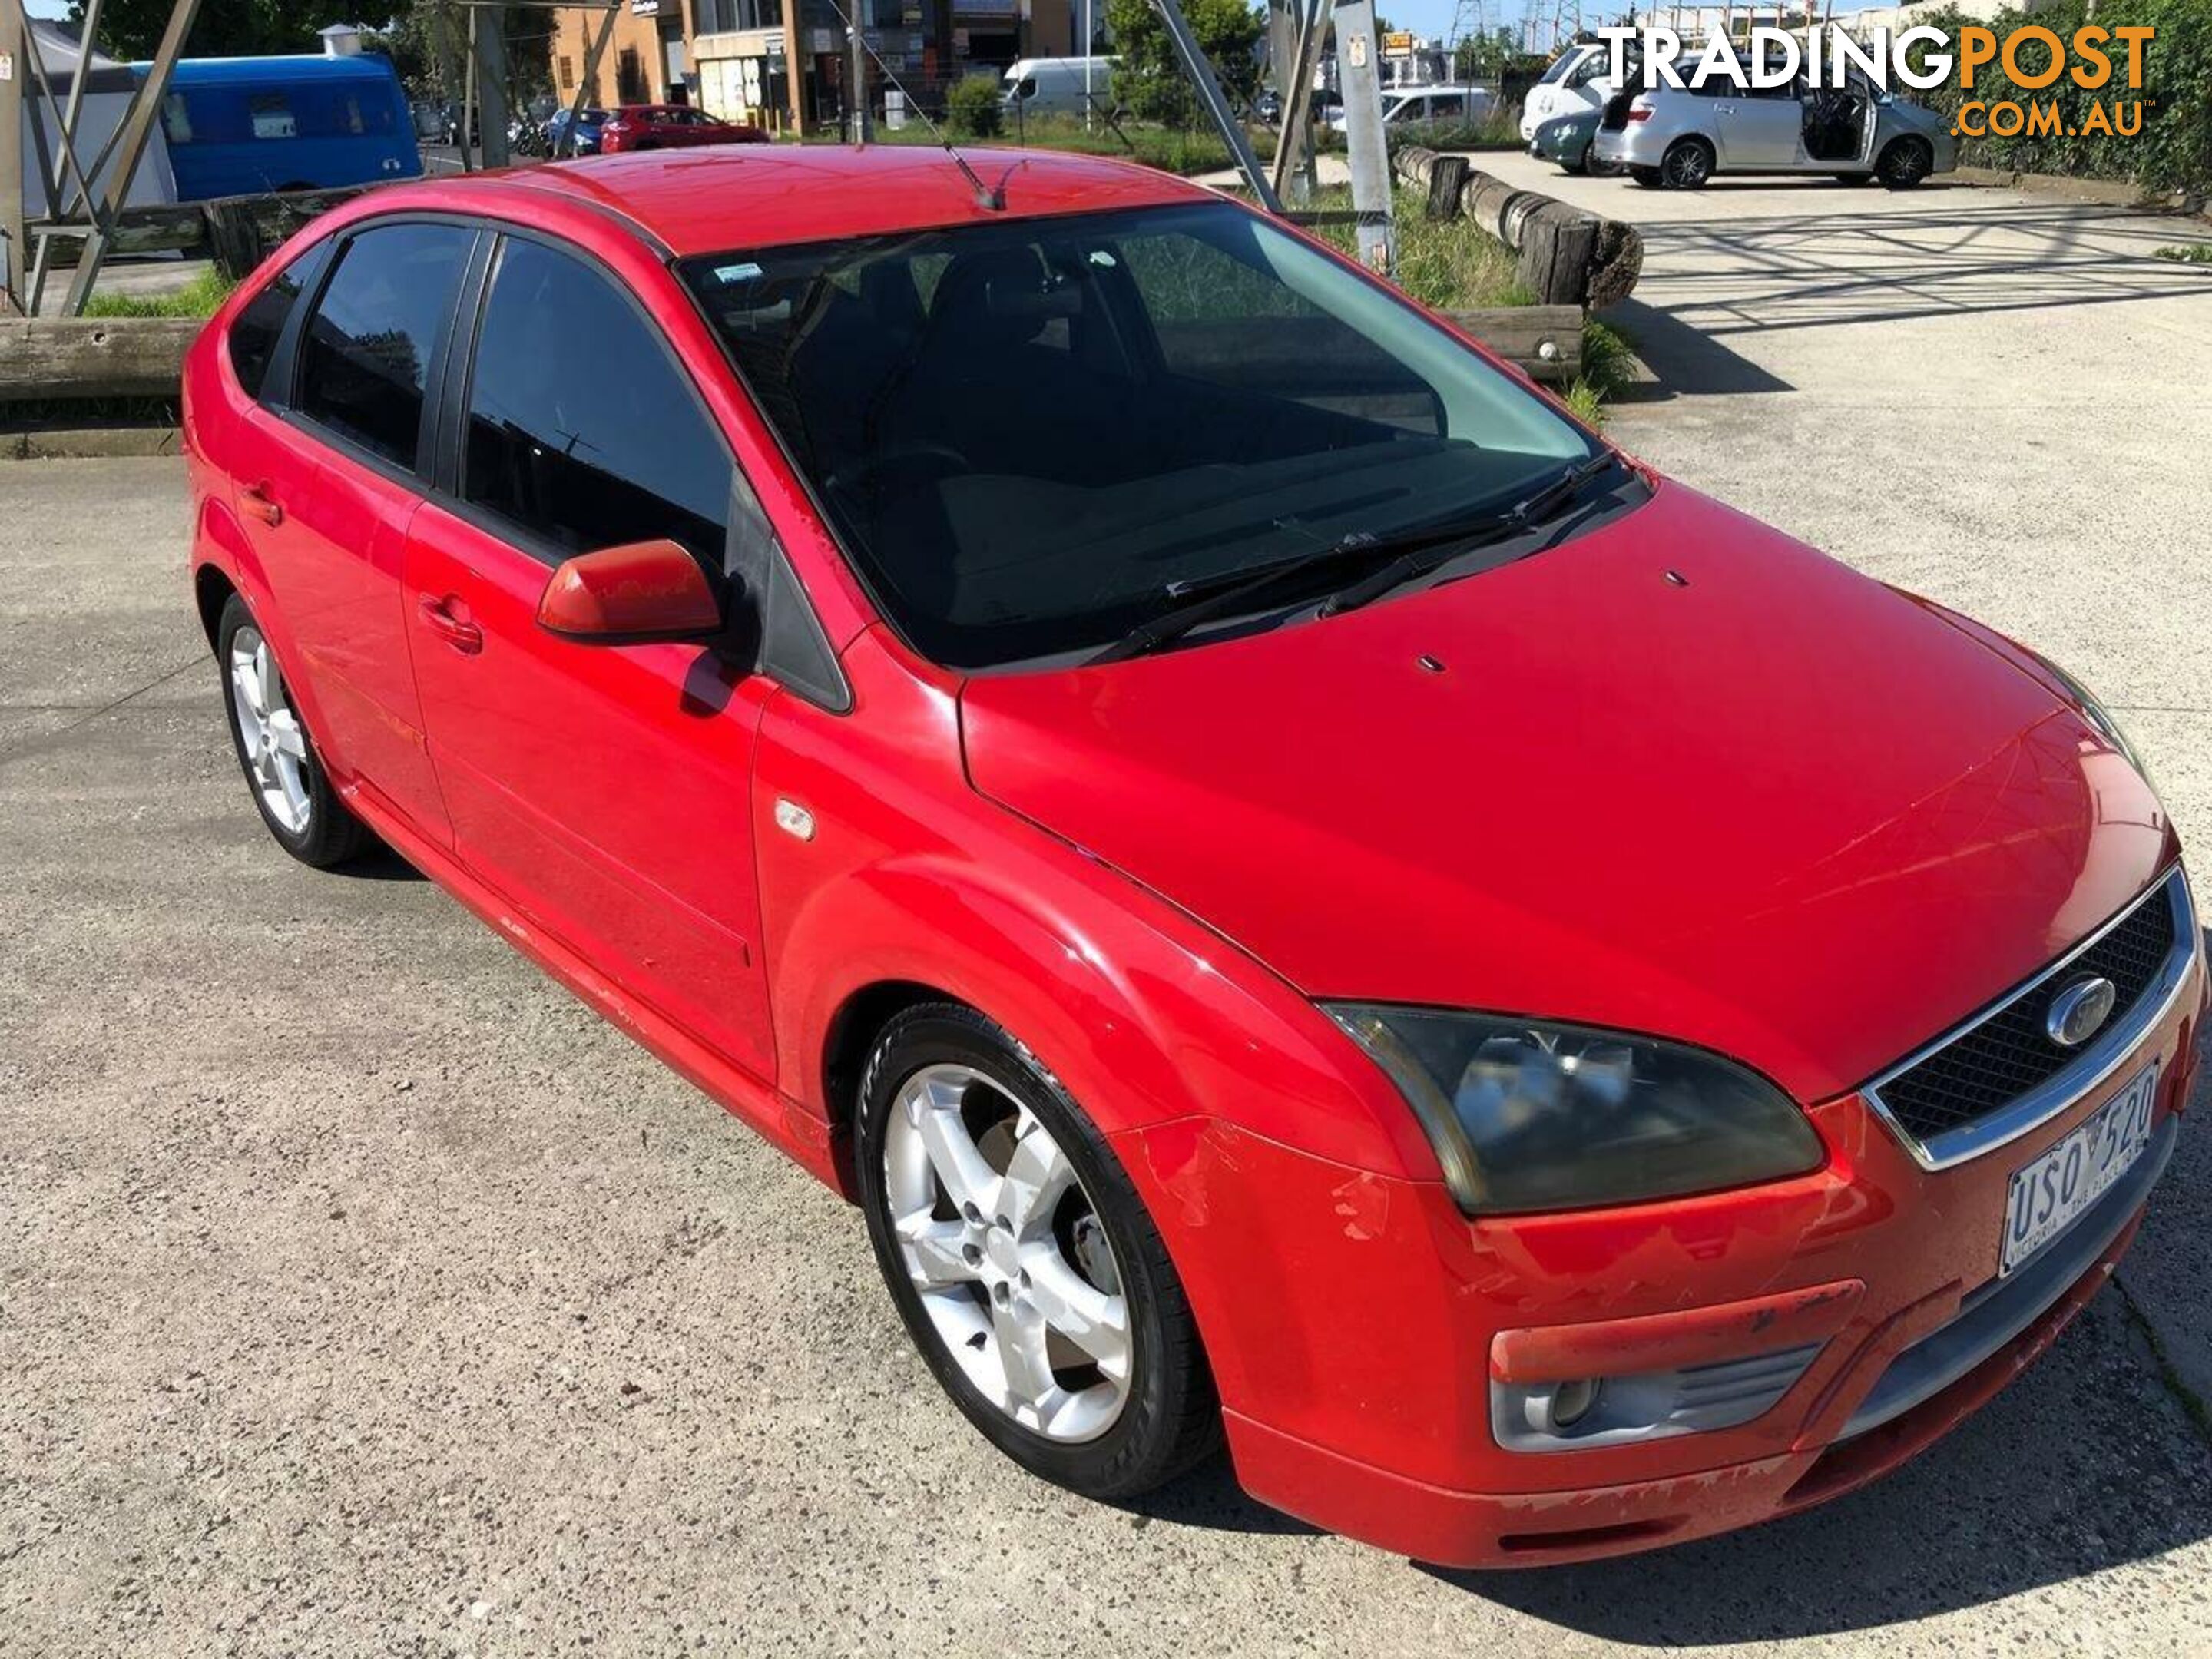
[550,0,1076,134]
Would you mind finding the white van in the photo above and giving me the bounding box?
[1001,57,1119,120]
[1323,84,1496,134]
[1519,41,1616,141]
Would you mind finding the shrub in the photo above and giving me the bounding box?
[945,75,1003,139]
[1904,0,2210,199]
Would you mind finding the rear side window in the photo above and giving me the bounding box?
[227,247,321,400]
[296,222,474,469]
[460,237,730,565]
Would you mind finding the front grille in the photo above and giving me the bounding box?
[1866,870,2191,1162]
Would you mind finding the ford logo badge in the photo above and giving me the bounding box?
[2045,975,2118,1048]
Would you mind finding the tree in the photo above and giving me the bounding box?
[1104,0,1263,127]
[73,0,332,58]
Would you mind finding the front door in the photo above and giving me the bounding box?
[402,231,779,1081]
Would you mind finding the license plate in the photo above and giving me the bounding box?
[2000,1061,2158,1277]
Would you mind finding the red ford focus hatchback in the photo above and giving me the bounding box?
[181,145,2202,1566]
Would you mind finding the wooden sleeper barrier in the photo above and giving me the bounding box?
[1394,146,1644,311]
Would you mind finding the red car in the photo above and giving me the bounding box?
[595,103,768,153]
[180,147,2202,1567]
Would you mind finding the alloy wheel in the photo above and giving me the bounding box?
[881,1062,1132,1443]
[1664,140,1714,188]
[227,625,312,836]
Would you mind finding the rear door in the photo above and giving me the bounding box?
[232,219,477,843]
[1714,80,1805,167]
[402,230,780,1080]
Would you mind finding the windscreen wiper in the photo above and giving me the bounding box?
[1087,537,1407,664]
[1316,452,1624,620]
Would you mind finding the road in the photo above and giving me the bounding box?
[4,165,2210,1656]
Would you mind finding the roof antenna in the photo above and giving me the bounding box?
[818,0,1005,211]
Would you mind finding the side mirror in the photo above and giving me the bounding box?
[536,538,726,646]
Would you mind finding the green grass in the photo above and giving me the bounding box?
[2154,242,2212,263]
[78,269,235,320]
[1306,186,1527,310]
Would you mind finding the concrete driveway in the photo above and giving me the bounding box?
[5,168,2211,1655]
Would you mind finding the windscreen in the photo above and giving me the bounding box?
[681,201,1594,668]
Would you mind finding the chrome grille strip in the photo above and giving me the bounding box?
[1862,866,2198,1171]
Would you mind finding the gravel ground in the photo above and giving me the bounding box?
[3,167,2210,1656]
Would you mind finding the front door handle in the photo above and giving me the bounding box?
[418,594,485,655]
[242,481,283,527]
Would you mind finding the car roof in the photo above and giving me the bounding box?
[432,144,1212,257]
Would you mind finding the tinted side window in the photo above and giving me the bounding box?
[228,247,320,400]
[462,238,730,565]
[296,222,474,469]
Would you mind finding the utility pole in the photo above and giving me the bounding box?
[1333,0,1392,273]
[846,15,872,141]
[1150,0,1280,212]
[476,4,512,167]
[1,0,26,314]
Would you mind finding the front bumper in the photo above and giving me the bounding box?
[1118,940,2204,1568]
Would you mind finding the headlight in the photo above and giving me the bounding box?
[1324,1005,1826,1216]
[2033,650,2154,788]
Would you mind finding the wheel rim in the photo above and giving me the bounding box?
[1886,142,1927,184]
[227,625,312,835]
[1667,144,1710,187]
[882,1063,1132,1443]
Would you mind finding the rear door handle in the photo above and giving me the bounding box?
[242,481,283,527]
[418,594,484,655]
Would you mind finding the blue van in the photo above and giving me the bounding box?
[149,55,422,200]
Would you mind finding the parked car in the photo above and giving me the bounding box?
[1000,56,1118,120]
[545,105,611,156]
[1323,83,1495,134]
[598,103,768,153]
[1518,38,1617,143]
[150,54,421,199]
[1528,107,1620,176]
[181,146,2199,1569]
[1593,75,1955,188]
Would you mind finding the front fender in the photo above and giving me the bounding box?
[753,631,1437,1189]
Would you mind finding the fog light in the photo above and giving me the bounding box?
[1548,1377,1603,1431]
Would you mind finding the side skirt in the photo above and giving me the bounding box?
[340,775,846,1195]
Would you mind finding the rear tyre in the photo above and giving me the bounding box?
[1661,137,1714,190]
[856,1003,1221,1499]
[216,594,374,869]
[1876,137,1932,189]
[1629,165,1664,188]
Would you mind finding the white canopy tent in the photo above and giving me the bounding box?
[20,18,179,218]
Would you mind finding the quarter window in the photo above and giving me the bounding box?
[227,247,323,400]
[296,221,475,468]
[461,237,730,566]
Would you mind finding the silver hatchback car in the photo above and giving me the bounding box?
[1591,76,1955,189]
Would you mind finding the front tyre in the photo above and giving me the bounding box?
[856,1003,1220,1498]
[216,594,373,868]
[1876,136,1932,189]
